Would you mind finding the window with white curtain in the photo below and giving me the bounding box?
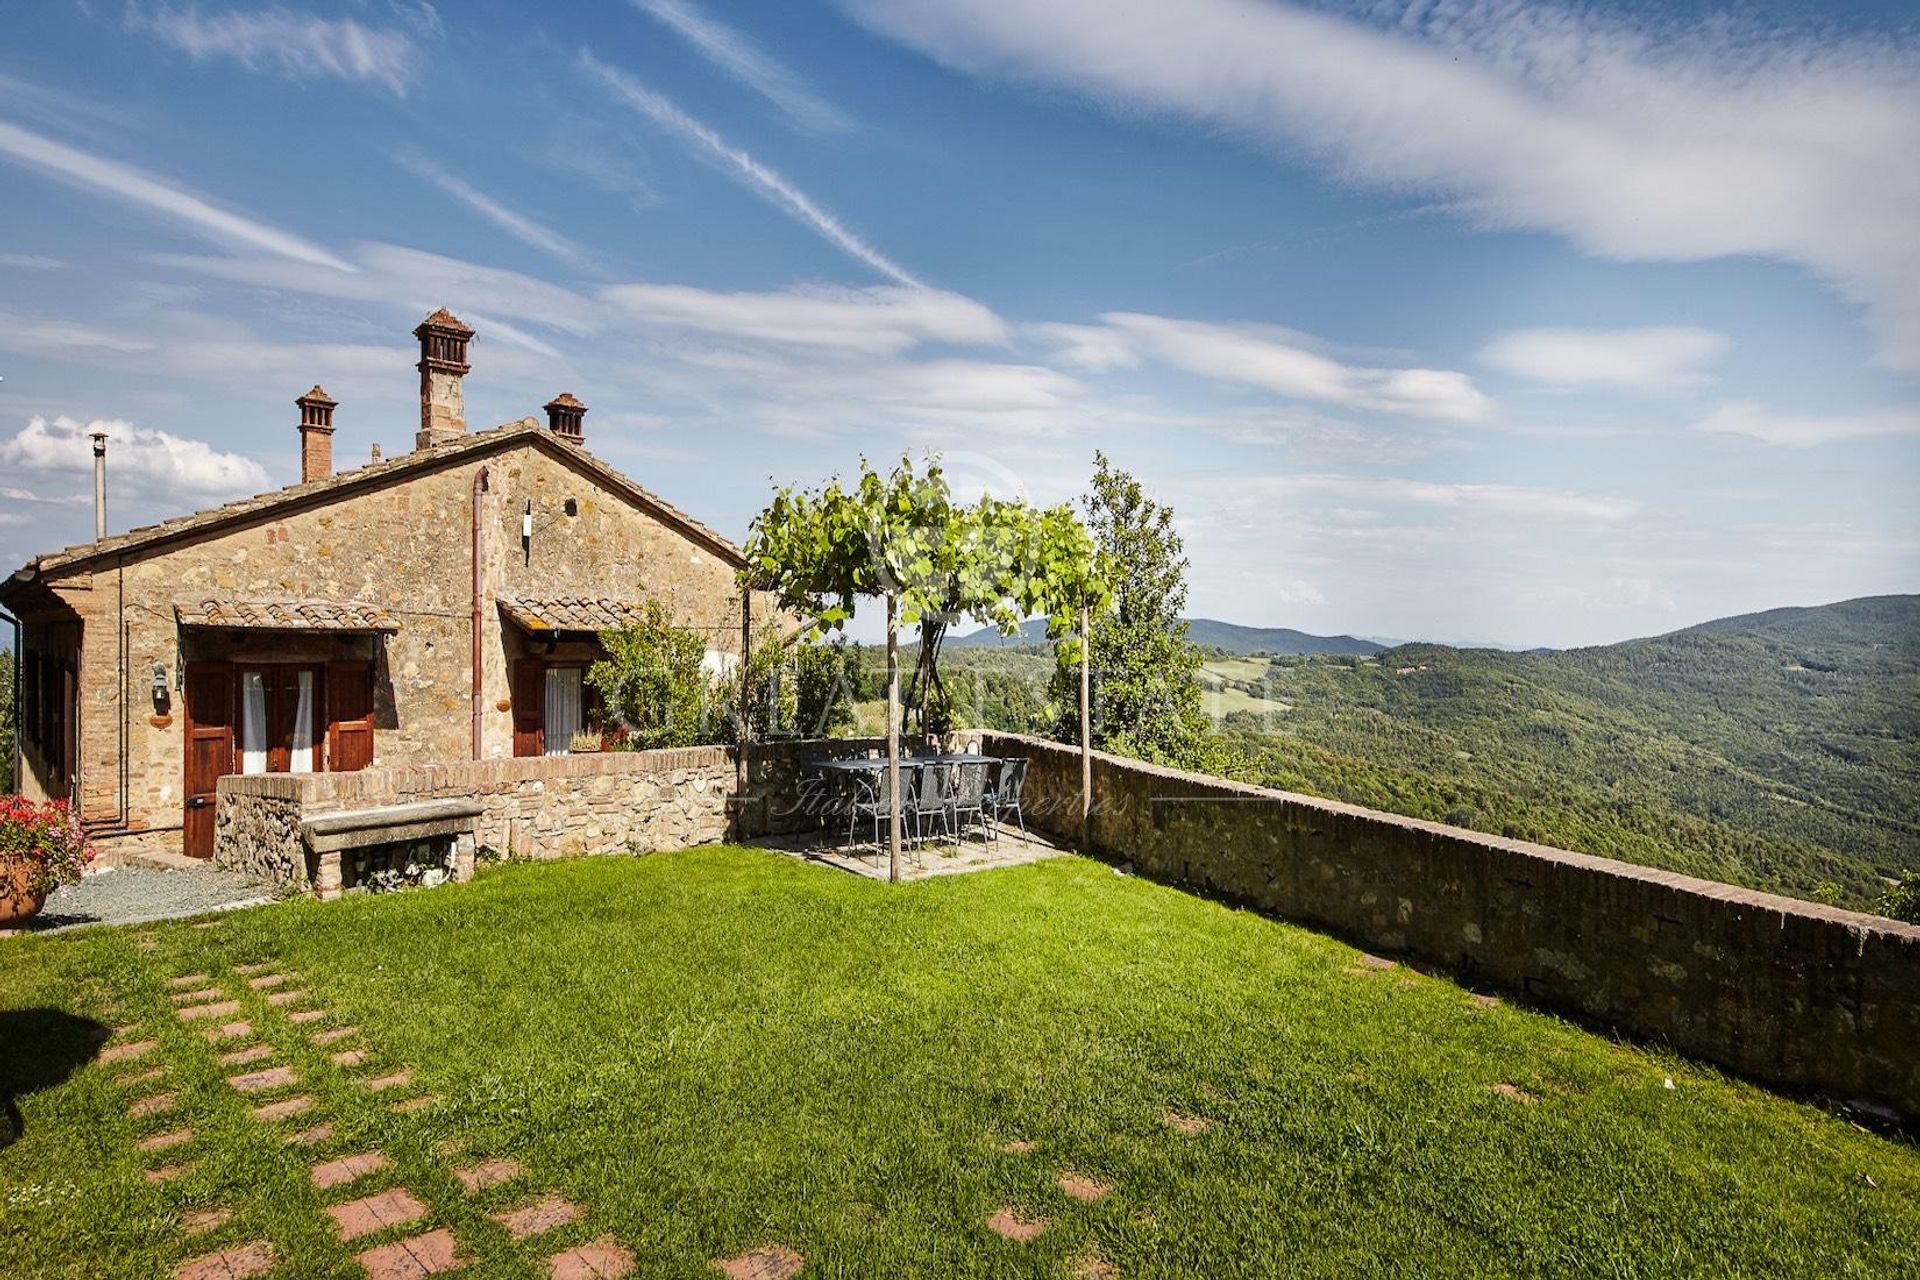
[544,666,583,756]
[290,669,316,773]
[239,670,268,775]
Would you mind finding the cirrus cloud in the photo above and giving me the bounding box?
[1479,326,1729,391]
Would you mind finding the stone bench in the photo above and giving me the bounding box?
[302,800,483,901]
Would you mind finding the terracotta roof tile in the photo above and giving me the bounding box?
[177,600,398,632]
[500,597,649,634]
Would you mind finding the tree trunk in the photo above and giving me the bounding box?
[886,594,903,883]
[1079,599,1092,853]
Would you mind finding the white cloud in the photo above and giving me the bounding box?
[0,415,270,502]
[837,0,1920,368]
[154,242,599,335]
[394,150,591,270]
[130,4,419,95]
[1201,472,1640,522]
[1030,322,1139,373]
[627,0,852,134]
[1056,312,1491,421]
[0,310,155,356]
[600,282,1006,354]
[0,253,66,270]
[0,117,354,271]
[1695,400,1920,447]
[1480,326,1729,390]
[581,51,923,288]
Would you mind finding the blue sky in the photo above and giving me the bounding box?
[1,1,1916,647]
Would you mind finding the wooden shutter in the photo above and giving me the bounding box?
[327,660,374,771]
[511,660,544,758]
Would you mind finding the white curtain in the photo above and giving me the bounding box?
[290,670,316,772]
[544,666,582,756]
[240,671,268,774]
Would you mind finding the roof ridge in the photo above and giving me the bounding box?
[8,417,742,579]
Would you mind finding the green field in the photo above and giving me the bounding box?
[2,849,1914,1277]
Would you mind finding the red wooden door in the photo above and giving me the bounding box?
[512,660,544,757]
[328,660,374,771]
[182,662,233,860]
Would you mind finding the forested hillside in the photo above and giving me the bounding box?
[926,595,1918,910]
[1216,595,1918,908]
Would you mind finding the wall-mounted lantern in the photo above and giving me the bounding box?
[151,663,169,711]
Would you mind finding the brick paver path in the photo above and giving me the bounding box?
[327,1187,430,1241]
[986,1208,1047,1242]
[332,1049,370,1068]
[234,963,275,975]
[228,1066,299,1093]
[287,1123,335,1146]
[451,1158,521,1193]
[144,1163,192,1184]
[247,974,289,989]
[266,989,309,1006]
[489,1195,580,1240]
[313,1026,359,1045]
[356,1228,465,1279]
[129,1092,177,1118]
[218,1045,274,1067]
[177,1001,243,1021]
[171,987,224,1004]
[166,974,212,988]
[714,1245,803,1280]
[136,1127,193,1153]
[1058,1173,1112,1202]
[172,1242,274,1280]
[365,1069,413,1092]
[392,1095,439,1114]
[204,1021,252,1041]
[288,1009,329,1024]
[251,1095,315,1122]
[312,1152,392,1191]
[547,1236,635,1280]
[101,1039,157,1064]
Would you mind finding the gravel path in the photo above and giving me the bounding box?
[18,865,276,933]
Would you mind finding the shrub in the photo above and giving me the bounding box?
[1877,878,1920,924]
[0,796,94,898]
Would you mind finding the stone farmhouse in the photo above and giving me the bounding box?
[2,309,763,861]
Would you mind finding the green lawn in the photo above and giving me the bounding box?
[1,848,1914,1278]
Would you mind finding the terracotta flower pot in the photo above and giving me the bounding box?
[0,861,50,929]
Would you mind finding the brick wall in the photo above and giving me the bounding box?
[217,745,738,885]
[976,731,1920,1119]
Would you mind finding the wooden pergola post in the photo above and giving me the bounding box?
[886,594,903,882]
[1079,598,1092,853]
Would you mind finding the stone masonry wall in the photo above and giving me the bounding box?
[217,745,737,887]
[36,431,762,858]
[976,731,1920,1119]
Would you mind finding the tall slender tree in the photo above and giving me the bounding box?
[1051,452,1222,773]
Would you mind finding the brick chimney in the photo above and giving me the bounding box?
[297,385,337,483]
[544,392,586,442]
[414,307,474,450]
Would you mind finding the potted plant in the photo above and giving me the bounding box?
[568,728,604,754]
[0,797,95,927]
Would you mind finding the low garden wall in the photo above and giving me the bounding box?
[976,731,1920,1119]
[216,746,739,886]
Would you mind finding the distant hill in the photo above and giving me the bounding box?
[948,616,1383,656]
[1223,594,1920,911]
[1185,618,1384,656]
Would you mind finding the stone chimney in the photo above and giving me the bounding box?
[297,385,337,483]
[413,307,474,450]
[544,392,586,443]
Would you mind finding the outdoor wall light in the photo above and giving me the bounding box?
[151,663,169,709]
